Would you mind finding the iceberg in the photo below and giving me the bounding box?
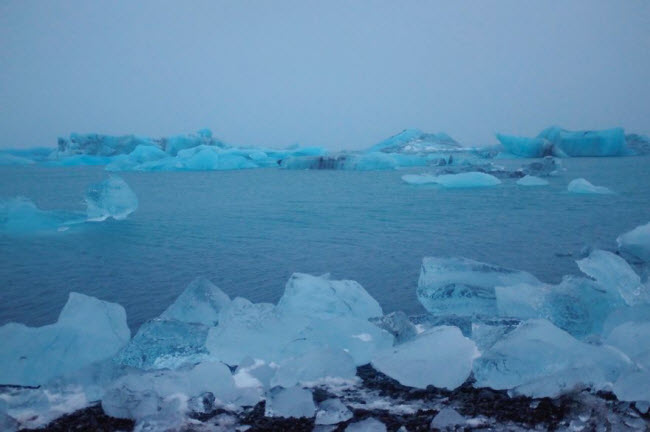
[402,172,501,188]
[0,293,130,386]
[516,175,549,186]
[57,133,161,157]
[417,256,539,317]
[617,222,650,262]
[473,319,631,398]
[496,133,552,158]
[369,129,461,154]
[0,198,76,235]
[371,326,477,389]
[85,175,138,221]
[264,386,315,418]
[567,178,613,194]
[538,126,628,157]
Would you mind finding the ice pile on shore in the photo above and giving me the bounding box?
[1,223,650,429]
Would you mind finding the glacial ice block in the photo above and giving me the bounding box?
[614,371,650,406]
[617,222,650,262]
[345,417,387,432]
[417,256,540,317]
[271,347,357,388]
[85,175,138,221]
[0,293,130,386]
[496,276,621,338]
[0,198,75,235]
[276,273,383,320]
[473,319,631,398]
[430,408,467,430]
[371,326,477,389]
[264,386,315,418]
[402,172,501,188]
[576,249,649,306]
[516,175,549,186]
[315,398,353,425]
[605,321,650,369]
[369,311,418,344]
[369,129,461,153]
[567,178,613,194]
[160,277,231,326]
[538,127,628,157]
[496,133,551,158]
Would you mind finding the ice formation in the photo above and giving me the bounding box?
[496,133,552,158]
[0,293,130,386]
[368,129,461,153]
[538,126,628,157]
[0,198,75,235]
[430,408,466,430]
[516,175,549,186]
[567,178,613,194]
[85,175,138,221]
[417,256,539,317]
[617,222,650,262]
[345,417,387,432]
[264,386,315,418]
[271,347,357,387]
[315,398,353,425]
[371,326,477,389]
[473,319,631,398]
[402,172,501,188]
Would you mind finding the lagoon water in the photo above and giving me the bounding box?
[1,156,649,331]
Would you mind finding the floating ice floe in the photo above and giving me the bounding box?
[567,178,613,194]
[85,175,138,221]
[402,171,501,188]
[516,175,549,186]
[496,133,552,158]
[617,221,650,262]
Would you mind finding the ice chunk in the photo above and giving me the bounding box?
[473,319,631,398]
[234,357,275,390]
[516,175,549,186]
[369,129,461,153]
[605,321,650,368]
[567,178,613,194]
[315,398,353,425]
[369,311,418,344]
[264,386,315,418]
[577,249,649,305]
[470,318,520,352]
[614,371,650,406]
[519,156,561,177]
[85,175,138,221]
[271,347,356,388]
[102,361,238,422]
[603,305,650,336]
[402,172,501,188]
[538,127,628,157]
[345,417,387,432]
[105,145,167,171]
[0,198,75,235]
[496,276,621,338]
[430,407,466,430]
[372,326,477,390]
[284,316,394,366]
[0,293,130,386]
[57,133,160,157]
[617,222,650,262]
[417,256,540,317]
[160,277,231,325]
[496,133,552,158]
[276,273,383,320]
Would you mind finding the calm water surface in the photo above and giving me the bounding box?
[1,157,649,330]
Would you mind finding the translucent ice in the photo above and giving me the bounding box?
[85,175,138,221]
[617,222,650,262]
[276,273,383,320]
[576,249,649,305]
[369,311,418,344]
[0,293,130,386]
[605,321,650,368]
[430,407,466,430]
[271,347,357,388]
[57,133,160,157]
[473,319,631,398]
[567,178,613,194]
[496,133,552,158]
[496,276,621,338]
[613,371,650,406]
[402,172,501,188]
[372,326,477,389]
[516,175,549,186]
[345,417,387,432]
[0,198,75,235]
[264,386,315,418]
[369,129,461,153]
[160,277,231,326]
[315,398,353,425]
[417,256,539,317]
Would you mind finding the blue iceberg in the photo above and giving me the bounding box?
[496,133,552,158]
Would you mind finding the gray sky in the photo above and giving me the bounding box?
[1,0,649,150]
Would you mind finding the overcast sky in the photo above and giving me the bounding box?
[1,0,649,150]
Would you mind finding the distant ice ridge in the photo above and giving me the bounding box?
[0,175,137,235]
[2,223,650,429]
[496,126,634,157]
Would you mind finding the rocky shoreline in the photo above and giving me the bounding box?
[21,366,649,432]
